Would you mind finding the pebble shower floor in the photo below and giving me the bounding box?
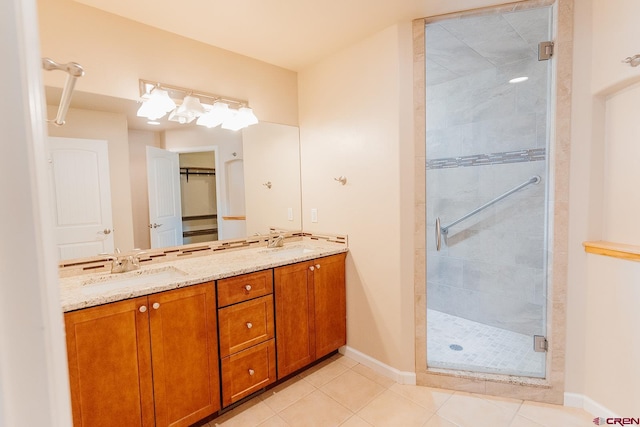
[427,309,545,377]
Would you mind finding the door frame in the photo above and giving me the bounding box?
[413,0,572,404]
[168,145,223,239]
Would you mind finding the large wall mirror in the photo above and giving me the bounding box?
[45,87,302,261]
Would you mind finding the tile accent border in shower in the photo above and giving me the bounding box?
[426,148,546,170]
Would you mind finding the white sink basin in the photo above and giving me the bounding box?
[260,246,317,258]
[81,266,188,295]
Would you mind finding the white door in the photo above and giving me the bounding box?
[48,137,114,260]
[146,146,183,248]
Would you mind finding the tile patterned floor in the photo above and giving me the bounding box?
[427,309,545,377]
[208,354,592,427]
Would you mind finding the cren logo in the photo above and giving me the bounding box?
[594,418,640,425]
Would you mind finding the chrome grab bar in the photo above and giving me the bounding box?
[435,175,540,251]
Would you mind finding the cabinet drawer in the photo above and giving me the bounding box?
[221,339,276,407]
[218,295,274,357]
[217,270,273,307]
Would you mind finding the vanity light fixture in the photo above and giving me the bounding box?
[137,79,258,130]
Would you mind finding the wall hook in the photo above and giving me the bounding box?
[263,181,272,189]
[334,176,347,185]
[622,54,640,67]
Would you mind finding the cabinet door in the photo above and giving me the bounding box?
[149,282,220,427]
[65,297,154,427]
[313,253,347,358]
[274,261,315,378]
[220,339,277,407]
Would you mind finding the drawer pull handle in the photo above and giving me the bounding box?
[309,266,315,271]
[315,264,321,269]
[246,322,253,329]
[248,369,255,376]
[152,302,160,310]
[244,284,252,292]
[139,305,147,313]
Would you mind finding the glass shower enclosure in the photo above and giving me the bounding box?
[425,6,553,378]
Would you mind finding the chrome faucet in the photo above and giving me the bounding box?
[267,233,285,248]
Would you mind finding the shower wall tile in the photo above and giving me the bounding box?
[427,282,544,336]
[461,261,539,302]
[426,127,462,159]
[426,24,494,79]
[502,6,552,53]
[427,255,464,288]
[439,14,518,52]
[426,56,460,86]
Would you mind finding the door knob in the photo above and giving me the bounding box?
[248,369,255,376]
[244,284,252,292]
[152,302,160,310]
[246,322,253,329]
[139,305,147,313]
[100,228,112,235]
[315,264,321,269]
[148,223,163,229]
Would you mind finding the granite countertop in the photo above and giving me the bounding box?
[59,238,348,312]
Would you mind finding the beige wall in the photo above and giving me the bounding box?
[581,43,640,417]
[298,23,415,372]
[591,0,640,94]
[243,123,302,235]
[585,256,640,415]
[566,0,640,415]
[37,0,299,126]
[47,106,135,251]
[128,129,161,249]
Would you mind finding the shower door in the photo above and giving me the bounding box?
[425,6,552,378]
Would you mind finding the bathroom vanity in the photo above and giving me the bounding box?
[60,238,347,427]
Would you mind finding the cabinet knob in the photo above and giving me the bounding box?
[248,369,255,376]
[244,284,252,292]
[246,322,253,329]
[315,264,321,269]
[139,305,147,313]
[309,266,315,271]
[152,302,160,310]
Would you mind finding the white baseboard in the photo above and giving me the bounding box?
[339,346,416,385]
[564,392,620,418]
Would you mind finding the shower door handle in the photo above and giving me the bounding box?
[435,217,442,251]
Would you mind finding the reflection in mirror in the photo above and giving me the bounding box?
[45,88,302,261]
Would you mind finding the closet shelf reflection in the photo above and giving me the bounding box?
[180,167,216,182]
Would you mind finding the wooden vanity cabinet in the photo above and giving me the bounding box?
[65,296,154,427]
[64,282,220,427]
[312,253,347,358]
[217,270,277,407]
[275,252,347,379]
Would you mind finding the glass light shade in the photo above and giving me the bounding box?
[221,107,258,131]
[238,107,258,126]
[168,95,205,124]
[137,101,167,120]
[196,102,232,128]
[136,88,176,120]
